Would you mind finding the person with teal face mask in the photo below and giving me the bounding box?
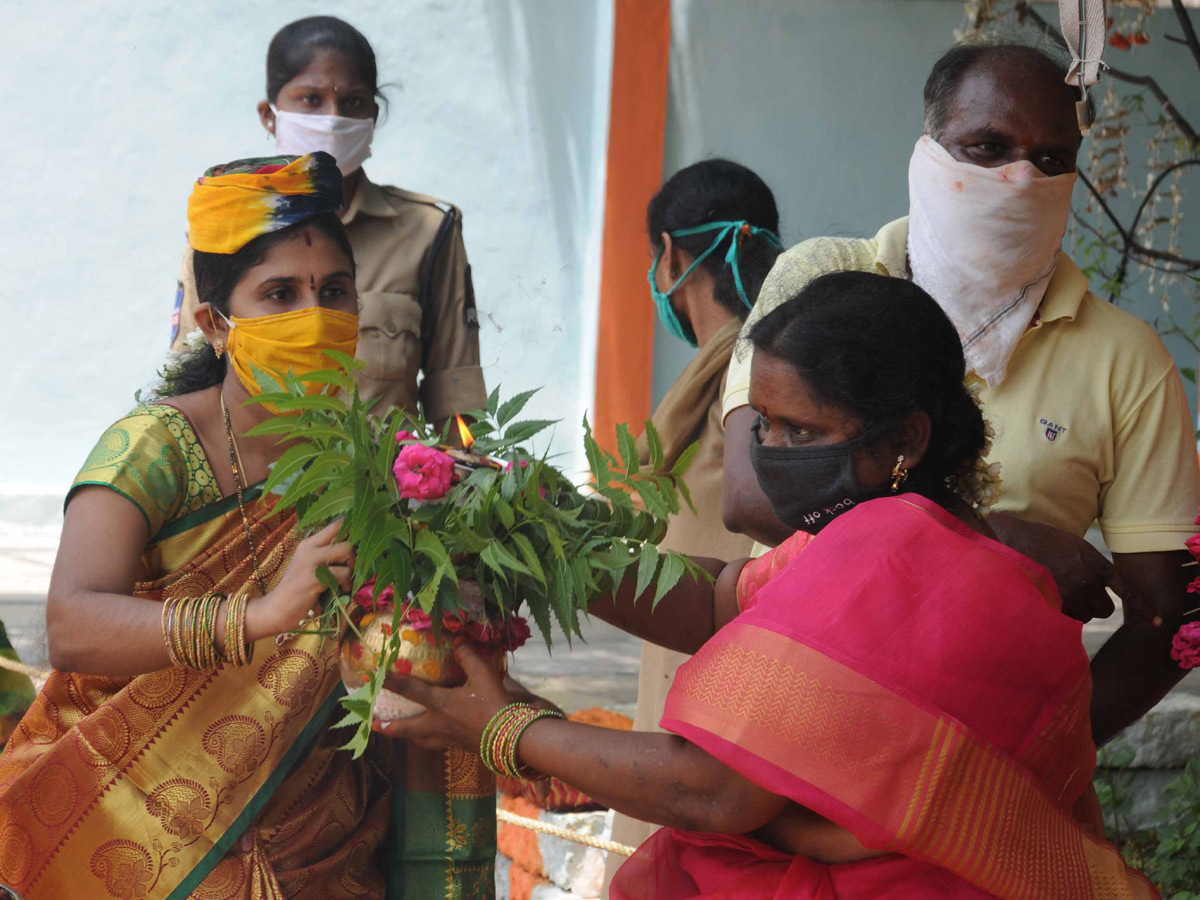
[602,159,783,884]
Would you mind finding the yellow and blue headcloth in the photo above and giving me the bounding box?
[186,152,343,255]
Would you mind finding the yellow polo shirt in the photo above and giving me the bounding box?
[724,218,1200,553]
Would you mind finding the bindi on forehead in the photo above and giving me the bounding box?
[303,227,312,247]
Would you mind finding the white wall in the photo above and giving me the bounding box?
[0,0,612,498]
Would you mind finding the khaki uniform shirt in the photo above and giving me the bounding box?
[171,172,487,423]
[723,218,1200,554]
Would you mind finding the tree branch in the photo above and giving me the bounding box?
[1075,167,1200,284]
[1015,1,1199,147]
[1128,160,1200,269]
[1170,0,1200,76]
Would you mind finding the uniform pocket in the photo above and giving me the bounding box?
[357,290,423,382]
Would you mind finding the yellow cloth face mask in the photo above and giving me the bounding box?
[222,307,359,411]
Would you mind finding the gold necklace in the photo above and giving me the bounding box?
[221,393,267,597]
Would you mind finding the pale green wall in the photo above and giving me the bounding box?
[653,0,1200,414]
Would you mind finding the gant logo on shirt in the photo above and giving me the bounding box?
[1039,418,1068,442]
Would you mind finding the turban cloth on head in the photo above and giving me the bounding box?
[186,152,344,255]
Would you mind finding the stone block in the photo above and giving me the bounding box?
[495,854,512,900]
[537,808,612,898]
[1115,693,1200,769]
[1097,768,1182,833]
[531,885,577,900]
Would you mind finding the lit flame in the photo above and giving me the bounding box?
[455,415,475,452]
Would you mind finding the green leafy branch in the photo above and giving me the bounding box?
[244,355,706,756]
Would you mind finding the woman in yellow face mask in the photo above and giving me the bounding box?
[0,154,497,900]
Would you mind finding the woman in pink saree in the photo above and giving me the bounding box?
[382,272,1158,898]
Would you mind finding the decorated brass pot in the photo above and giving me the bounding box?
[338,610,508,720]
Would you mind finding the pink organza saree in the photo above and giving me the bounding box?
[611,494,1157,900]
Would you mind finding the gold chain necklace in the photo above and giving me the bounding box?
[221,393,267,597]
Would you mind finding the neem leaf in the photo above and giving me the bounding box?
[509,532,546,585]
[616,423,640,477]
[296,368,356,392]
[503,419,557,444]
[652,552,686,608]
[481,541,534,579]
[496,388,540,428]
[634,542,659,600]
[264,443,322,495]
[670,440,701,478]
[322,348,364,373]
[644,419,665,472]
[298,484,354,528]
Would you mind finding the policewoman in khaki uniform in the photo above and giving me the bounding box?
[172,15,486,424]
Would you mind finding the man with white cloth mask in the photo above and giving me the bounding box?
[721,42,1200,746]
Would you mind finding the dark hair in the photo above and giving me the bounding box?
[647,159,781,319]
[266,16,387,111]
[164,214,355,397]
[923,42,1070,140]
[748,271,987,500]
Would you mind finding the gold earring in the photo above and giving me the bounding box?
[891,455,908,493]
[213,338,225,359]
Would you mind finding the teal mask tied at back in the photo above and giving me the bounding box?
[648,220,783,348]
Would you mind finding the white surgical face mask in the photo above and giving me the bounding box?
[907,135,1077,388]
[271,107,374,176]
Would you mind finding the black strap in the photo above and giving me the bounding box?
[418,205,459,349]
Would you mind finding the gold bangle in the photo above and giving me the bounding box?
[223,594,236,665]
[205,593,224,669]
[162,597,183,668]
[180,597,195,668]
[223,594,252,667]
[239,595,254,666]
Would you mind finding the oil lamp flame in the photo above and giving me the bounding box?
[455,415,475,452]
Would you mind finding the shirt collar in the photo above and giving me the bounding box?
[873,217,909,277]
[340,170,398,225]
[872,215,1086,323]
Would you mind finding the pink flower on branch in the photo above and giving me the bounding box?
[354,578,395,612]
[394,444,455,500]
[1171,622,1200,671]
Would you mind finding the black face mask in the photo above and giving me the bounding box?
[749,418,895,534]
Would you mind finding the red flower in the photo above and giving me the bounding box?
[1186,534,1200,560]
[1108,32,1132,51]
[1188,575,1200,596]
[354,579,395,612]
[1131,32,1149,46]
[1171,622,1200,670]
[394,444,455,500]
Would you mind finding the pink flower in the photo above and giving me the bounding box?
[1171,622,1200,670]
[1188,534,1200,559]
[394,444,455,500]
[1188,576,1200,596]
[396,430,418,443]
[354,578,395,612]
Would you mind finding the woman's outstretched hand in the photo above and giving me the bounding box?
[376,643,515,750]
